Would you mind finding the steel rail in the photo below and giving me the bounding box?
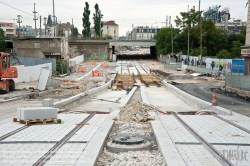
[33,112,96,166]
[214,115,250,135]
[0,126,29,141]
[172,113,233,166]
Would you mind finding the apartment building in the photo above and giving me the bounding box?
[131,26,159,40]
[0,22,16,37]
[16,25,45,37]
[102,21,119,39]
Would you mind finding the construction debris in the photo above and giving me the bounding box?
[118,101,155,122]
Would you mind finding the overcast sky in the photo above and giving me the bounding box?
[0,0,248,36]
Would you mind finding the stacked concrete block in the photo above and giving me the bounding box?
[42,98,54,107]
[17,107,58,120]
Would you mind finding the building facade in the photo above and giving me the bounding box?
[131,26,158,40]
[13,37,69,59]
[0,22,16,37]
[216,19,246,34]
[16,25,45,37]
[102,21,119,39]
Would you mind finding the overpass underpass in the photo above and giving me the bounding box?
[114,46,157,60]
[109,40,157,60]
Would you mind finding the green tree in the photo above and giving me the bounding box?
[216,49,232,59]
[71,27,79,37]
[82,2,91,38]
[93,3,103,37]
[58,29,65,37]
[190,47,207,56]
[230,41,242,58]
[175,9,202,29]
[156,27,179,55]
[0,28,7,50]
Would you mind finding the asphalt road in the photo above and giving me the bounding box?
[175,83,250,117]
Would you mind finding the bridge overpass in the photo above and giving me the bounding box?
[109,40,156,47]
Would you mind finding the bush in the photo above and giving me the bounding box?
[216,49,232,59]
[56,59,68,74]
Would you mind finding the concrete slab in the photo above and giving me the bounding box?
[69,114,108,142]
[159,115,199,143]
[0,143,55,165]
[213,145,250,165]
[176,144,222,166]
[73,89,126,112]
[219,114,250,131]
[44,143,87,166]
[17,107,58,120]
[145,86,194,112]
[2,114,89,142]
[149,112,186,166]
[0,121,25,138]
[179,115,250,144]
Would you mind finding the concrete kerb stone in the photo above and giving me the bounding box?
[74,87,135,166]
[149,112,186,166]
[119,86,137,106]
[52,79,113,109]
[162,80,231,115]
[140,86,150,104]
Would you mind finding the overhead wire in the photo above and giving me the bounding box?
[0,2,33,16]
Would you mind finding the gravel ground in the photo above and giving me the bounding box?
[97,101,165,166]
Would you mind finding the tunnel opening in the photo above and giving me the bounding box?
[113,46,157,60]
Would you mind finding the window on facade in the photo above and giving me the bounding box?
[49,42,56,48]
[147,29,149,32]
[114,30,116,34]
[150,30,152,32]
[107,26,109,29]
[33,42,40,48]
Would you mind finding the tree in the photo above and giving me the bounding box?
[71,27,79,37]
[216,49,232,59]
[82,2,91,38]
[0,28,7,50]
[58,29,65,37]
[230,41,242,58]
[156,27,179,55]
[175,9,202,29]
[93,3,103,37]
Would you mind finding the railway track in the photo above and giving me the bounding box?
[33,112,96,166]
[172,113,233,166]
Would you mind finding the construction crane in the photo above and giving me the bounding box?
[0,52,18,94]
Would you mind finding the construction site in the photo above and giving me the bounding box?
[1,56,250,166]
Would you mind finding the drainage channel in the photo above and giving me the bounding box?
[33,112,96,166]
[97,87,165,166]
[172,113,234,166]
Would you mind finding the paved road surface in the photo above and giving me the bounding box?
[175,83,250,117]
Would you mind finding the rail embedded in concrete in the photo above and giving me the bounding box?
[149,112,186,166]
[75,87,137,166]
[162,80,231,115]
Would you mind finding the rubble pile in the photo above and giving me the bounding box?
[97,148,165,166]
[118,101,155,122]
[110,122,153,138]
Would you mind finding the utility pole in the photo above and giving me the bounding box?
[43,17,47,36]
[17,15,22,37]
[166,15,168,27]
[169,16,171,28]
[53,0,56,37]
[187,5,190,60]
[33,3,38,37]
[40,16,42,37]
[199,0,203,63]
[72,18,74,38]
[171,24,173,56]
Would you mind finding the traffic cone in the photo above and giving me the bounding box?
[211,90,218,106]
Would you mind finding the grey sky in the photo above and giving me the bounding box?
[0,0,248,36]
